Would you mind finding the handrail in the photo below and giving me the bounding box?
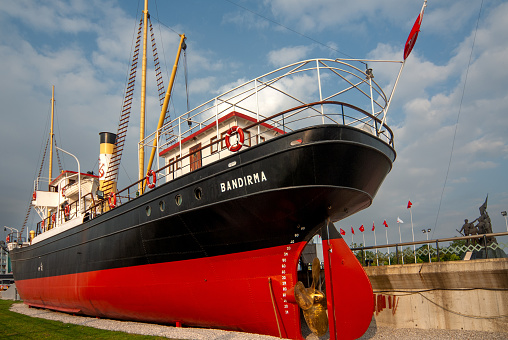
[350,231,508,251]
[351,231,508,265]
[111,100,394,203]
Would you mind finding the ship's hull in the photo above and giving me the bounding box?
[11,125,395,339]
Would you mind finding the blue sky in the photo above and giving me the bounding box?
[1,0,507,247]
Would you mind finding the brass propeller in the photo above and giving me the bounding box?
[294,257,328,337]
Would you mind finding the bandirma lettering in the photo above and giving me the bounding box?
[220,171,267,193]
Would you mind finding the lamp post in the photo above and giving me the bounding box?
[4,226,20,242]
[56,147,82,213]
[502,211,507,232]
[422,228,431,262]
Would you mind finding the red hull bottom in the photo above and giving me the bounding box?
[16,237,372,339]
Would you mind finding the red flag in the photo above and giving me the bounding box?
[403,1,426,60]
[340,228,346,236]
[407,200,412,209]
[351,226,355,235]
[383,220,389,228]
[359,225,365,233]
[372,222,375,231]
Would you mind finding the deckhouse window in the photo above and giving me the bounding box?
[244,130,251,147]
[221,131,228,150]
[210,136,218,154]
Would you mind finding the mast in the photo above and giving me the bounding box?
[138,0,149,194]
[48,85,55,188]
[145,34,186,186]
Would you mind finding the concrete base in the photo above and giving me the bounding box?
[365,258,508,333]
[0,283,20,301]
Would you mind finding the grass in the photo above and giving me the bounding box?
[0,300,178,339]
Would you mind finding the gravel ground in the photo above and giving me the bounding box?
[10,303,508,340]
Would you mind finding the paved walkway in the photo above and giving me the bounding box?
[10,303,508,340]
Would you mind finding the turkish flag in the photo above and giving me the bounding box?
[372,222,375,231]
[340,228,346,236]
[404,2,426,60]
[383,220,389,228]
[359,225,365,233]
[351,226,355,235]
[407,200,413,209]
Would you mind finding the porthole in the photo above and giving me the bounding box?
[145,206,151,216]
[175,194,182,206]
[194,187,203,200]
[159,200,165,212]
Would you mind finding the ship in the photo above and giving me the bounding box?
[5,1,426,339]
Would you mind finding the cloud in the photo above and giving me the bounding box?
[267,45,312,67]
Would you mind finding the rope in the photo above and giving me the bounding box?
[375,288,508,319]
[223,0,357,60]
[432,0,484,236]
[268,278,282,338]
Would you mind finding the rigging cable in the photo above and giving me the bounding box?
[223,0,357,60]
[20,99,54,236]
[431,0,484,239]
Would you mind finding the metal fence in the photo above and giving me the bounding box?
[350,231,508,266]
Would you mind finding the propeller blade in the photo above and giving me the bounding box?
[302,293,329,337]
[312,257,320,290]
[294,281,313,310]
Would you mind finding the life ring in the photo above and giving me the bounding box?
[32,191,37,201]
[51,213,56,223]
[64,205,70,218]
[225,126,244,152]
[6,235,9,242]
[109,192,117,209]
[146,170,156,189]
[61,185,66,197]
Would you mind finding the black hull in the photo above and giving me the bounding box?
[12,125,395,280]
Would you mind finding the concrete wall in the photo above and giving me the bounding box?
[364,258,508,332]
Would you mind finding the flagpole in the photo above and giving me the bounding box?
[385,226,391,265]
[373,221,378,266]
[397,217,404,264]
[410,207,416,263]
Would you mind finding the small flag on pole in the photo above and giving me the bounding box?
[407,200,413,209]
[359,225,365,233]
[351,226,355,235]
[397,217,404,223]
[372,222,375,231]
[404,0,427,60]
[383,220,388,228]
[340,228,346,236]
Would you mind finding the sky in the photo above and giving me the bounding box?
[1,0,507,249]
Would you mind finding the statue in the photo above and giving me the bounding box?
[459,219,478,245]
[458,195,506,259]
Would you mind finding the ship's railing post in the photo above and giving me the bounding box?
[255,79,260,138]
[316,60,324,124]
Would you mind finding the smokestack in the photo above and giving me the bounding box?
[98,132,117,196]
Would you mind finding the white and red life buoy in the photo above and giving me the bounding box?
[109,192,117,209]
[51,213,56,223]
[146,170,156,189]
[32,191,36,201]
[64,205,70,218]
[61,185,66,197]
[225,126,244,152]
